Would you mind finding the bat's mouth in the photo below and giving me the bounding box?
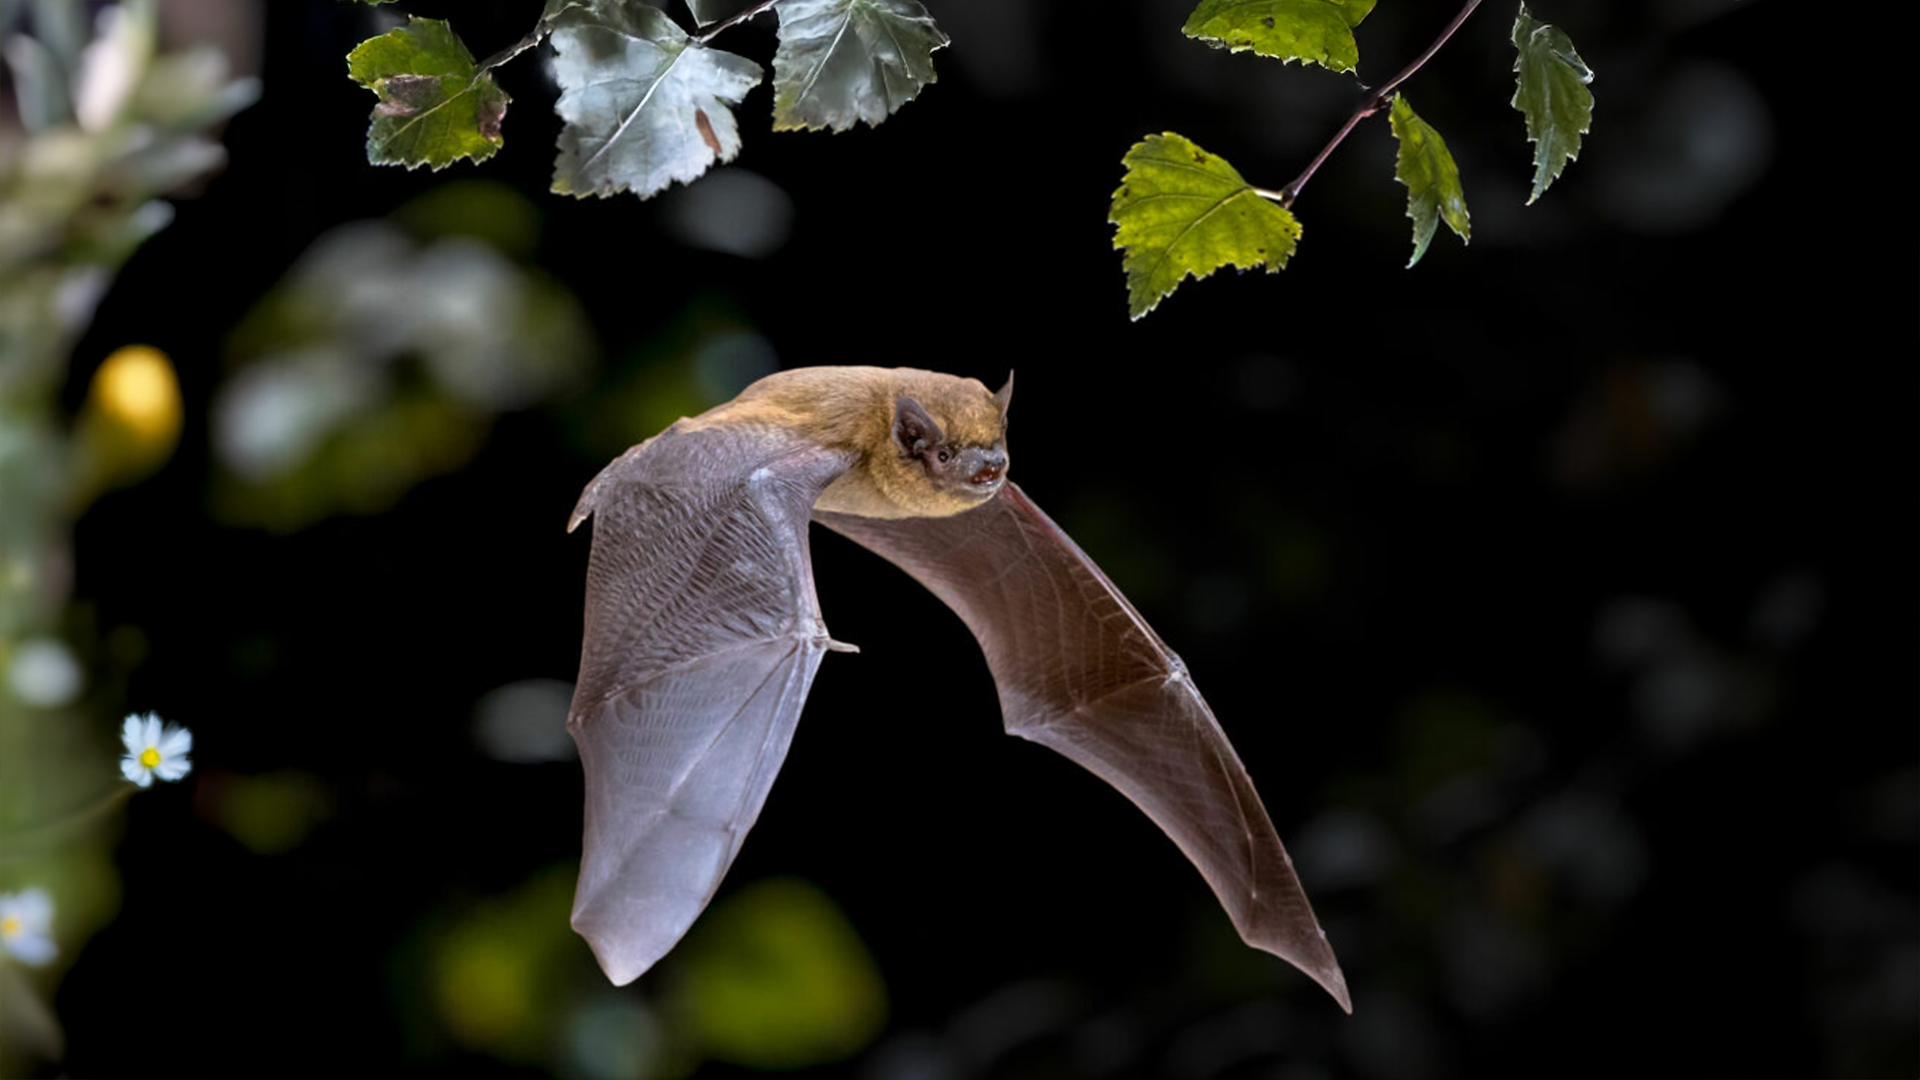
[961,447,1006,493]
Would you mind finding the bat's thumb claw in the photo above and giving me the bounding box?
[825,638,860,654]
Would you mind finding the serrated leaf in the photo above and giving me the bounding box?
[1110,132,1301,321]
[346,17,508,170]
[1511,3,1593,204]
[548,0,763,200]
[771,0,946,132]
[1389,93,1468,268]
[1182,0,1376,74]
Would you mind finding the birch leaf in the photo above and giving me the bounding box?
[1182,0,1376,74]
[1511,3,1594,203]
[549,0,763,200]
[346,17,507,170]
[1390,93,1469,267]
[1110,132,1301,320]
[772,0,947,132]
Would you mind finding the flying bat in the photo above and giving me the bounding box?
[565,366,1350,1011]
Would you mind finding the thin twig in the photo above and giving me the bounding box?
[478,13,556,75]
[476,0,781,76]
[1273,0,1483,207]
[696,0,782,44]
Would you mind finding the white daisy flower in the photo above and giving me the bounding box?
[0,888,57,967]
[120,711,193,787]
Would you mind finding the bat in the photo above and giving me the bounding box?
[565,366,1350,1012]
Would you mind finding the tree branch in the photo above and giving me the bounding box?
[696,0,782,44]
[1274,0,1483,208]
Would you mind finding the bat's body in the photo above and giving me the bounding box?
[566,366,1350,1011]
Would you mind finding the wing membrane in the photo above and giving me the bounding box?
[817,483,1350,1011]
[569,425,853,984]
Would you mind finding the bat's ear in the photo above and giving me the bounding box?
[894,396,942,456]
[993,371,1014,421]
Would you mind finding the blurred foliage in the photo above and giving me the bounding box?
[395,866,885,1078]
[425,864,585,1063]
[210,181,592,530]
[193,768,333,857]
[666,877,889,1069]
[0,2,256,1072]
[571,295,776,461]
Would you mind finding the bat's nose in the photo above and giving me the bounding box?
[968,450,1006,486]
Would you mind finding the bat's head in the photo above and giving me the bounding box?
[881,371,1011,517]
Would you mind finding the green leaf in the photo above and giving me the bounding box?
[771,0,947,132]
[548,0,763,200]
[1389,93,1468,267]
[1511,2,1593,204]
[346,17,508,170]
[1110,132,1301,320]
[1182,0,1376,74]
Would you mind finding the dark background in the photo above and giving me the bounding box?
[37,0,1919,1076]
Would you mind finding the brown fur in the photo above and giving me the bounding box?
[684,366,1009,519]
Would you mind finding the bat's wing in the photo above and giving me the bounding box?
[816,483,1351,1012]
[568,424,856,985]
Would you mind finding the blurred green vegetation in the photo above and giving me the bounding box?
[667,877,888,1070]
[209,181,592,530]
[0,2,256,1070]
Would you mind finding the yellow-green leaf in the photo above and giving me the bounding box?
[346,17,508,170]
[1110,132,1301,320]
[1389,93,1468,267]
[1511,3,1593,204]
[1182,0,1376,74]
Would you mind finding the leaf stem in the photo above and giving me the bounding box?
[1277,0,1483,208]
[696,0,782,44]
[0,784,136,865]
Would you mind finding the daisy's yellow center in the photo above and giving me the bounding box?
[1,915,18,939]
[139,747,161,769]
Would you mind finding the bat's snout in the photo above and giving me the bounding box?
[965,449,1006,488]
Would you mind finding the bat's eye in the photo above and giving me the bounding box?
[936,450,950,463]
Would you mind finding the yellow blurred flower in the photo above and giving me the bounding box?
[89,344,182,449]
[72,344,185,501]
